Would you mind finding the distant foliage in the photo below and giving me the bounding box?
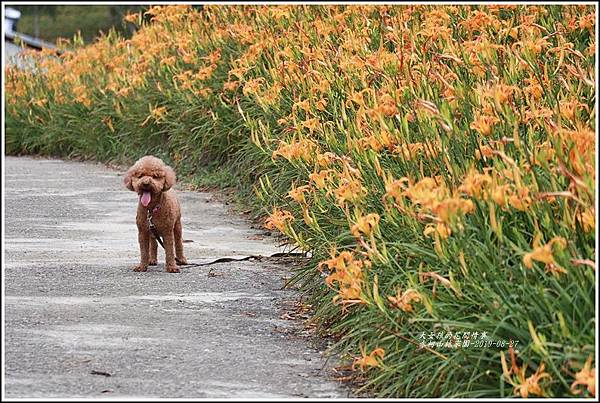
[11,5,147,43]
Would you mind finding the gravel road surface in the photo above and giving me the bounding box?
[3,156,348,399]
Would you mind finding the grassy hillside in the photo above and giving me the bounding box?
[5,5,596,398]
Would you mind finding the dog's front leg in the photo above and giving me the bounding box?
[174,218,187,265]
[134,226,150,272]
[149,235,158,266]
[163,231,180,273]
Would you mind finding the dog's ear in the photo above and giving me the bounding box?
[163,165,176,191]
[123,167,135,191]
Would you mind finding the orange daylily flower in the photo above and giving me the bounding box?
[264,208,294,233]
[560,99,583,121]
[223,80,240,91]
[195,64,217,81]
[475,145,495,160]
[459,169,493,198]
[491,83,517,107]
[319,250,370,305]
[352,346,385,371]
[376,93,398,117]
[580,208,595,232]
[383,177,410,205]
[501,350,552,398]
[515,363,552,398]
[470,113,500,136]
[309,169,334,190]
[316,152,338,167]
[160,55,177,66]
[523,234,567,271]
[351,213,380,238]
[124,13,139,24]
[387,288,422,312]
[423,222,452,239]
[559,127,595,177]
[287,184,311,204]
[491,184,511,207]
[508,186,532,211]
[334,177,367,206]
[524,78,544,100]
[571,356,596,397]
[272,139,317,162]
[316,98,328,111]
[302,117,320,134]
[434,197,475,223]
[403,177,447,211]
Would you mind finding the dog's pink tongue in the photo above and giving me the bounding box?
[140,191,151,207]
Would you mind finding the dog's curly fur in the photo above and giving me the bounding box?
[124,155,187,273]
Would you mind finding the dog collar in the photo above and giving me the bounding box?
[146,204,161,218]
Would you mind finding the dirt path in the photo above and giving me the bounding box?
[3,156,349,398]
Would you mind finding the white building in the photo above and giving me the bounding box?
[4,7,58,69]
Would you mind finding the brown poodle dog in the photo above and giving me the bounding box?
[124,155,187,273]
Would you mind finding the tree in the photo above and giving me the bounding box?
[13,5,57,38]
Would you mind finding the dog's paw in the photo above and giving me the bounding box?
[176,257,188,266]
[148,259,158,266]
[133,264,148,272]
[166,265,180,273]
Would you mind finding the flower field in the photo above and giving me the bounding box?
[5,5,596,397]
